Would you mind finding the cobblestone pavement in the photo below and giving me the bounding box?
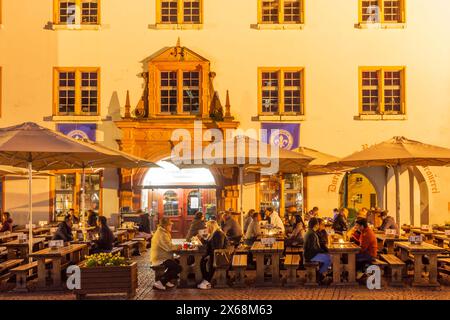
[0,251,449,300]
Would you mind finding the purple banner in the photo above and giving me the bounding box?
[261,123,300,150]
[57,124,97,142]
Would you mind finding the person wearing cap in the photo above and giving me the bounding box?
[151,217,181,290]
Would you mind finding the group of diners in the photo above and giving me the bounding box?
[150,205,400,290]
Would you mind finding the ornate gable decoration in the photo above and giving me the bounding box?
[151,38,209,63]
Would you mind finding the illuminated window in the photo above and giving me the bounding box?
[360,67,405,115]
[54,0,100,25]
[259,0,304,24]
[159,70,201,115]
[54,68,100,116]
[259,68,304,115]
[359,0,405,23]
[158,0,202,24]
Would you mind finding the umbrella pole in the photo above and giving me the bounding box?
[394,165,401,226]
[239,165,244,233]
[385,166,389,209]
[300,172,304,215]
[81,168,86,241]
[28,162,33,263]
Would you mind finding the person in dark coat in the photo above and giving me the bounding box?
[221,211,242,245]
[379,211,398,231]
[0,212,13,233]
[285,214,305,247]
[332,208,348,235]
[316,218,329,251]
[304,218,332,283]
[138,210,151,234]
[52,215,74,242]
[87,210,98,228]
[186,211,206,242]
[91,216,115,253]
[198,220,228,289]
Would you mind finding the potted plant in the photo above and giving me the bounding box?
[74,253,138,299]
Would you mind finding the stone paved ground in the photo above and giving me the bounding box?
[1,251,449,300]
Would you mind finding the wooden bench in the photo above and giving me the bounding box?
[284,254,300,287]
[110,247,123,256]
[118,241,138,259]
[213,249,232,288]
[232,254,247,288]
[10,259,52,292]
[380,254,405,286]
[303,261,319,286]
[0,259,24,284]
[133,238,148,254]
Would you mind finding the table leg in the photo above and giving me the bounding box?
[271,253,281,286]
[255,253,265,286]
[51,257,62,288]
[331,253,341,285]
[36,258,47,289]
[347,253,357,285]
[428,254,439,287]
[413,253,423,286]
[178,255,189,288]
[193,254,203,284]
[7,248,16,260]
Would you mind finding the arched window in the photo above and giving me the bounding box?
[163,190,179,216]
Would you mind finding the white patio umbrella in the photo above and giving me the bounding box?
[171,135,313,231]
[330,136,450,225]
[0,122,157,259]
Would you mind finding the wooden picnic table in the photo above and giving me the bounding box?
[114,230,128,243]
[395,242,444,287]
[0,232,21,244]
[433,235,450,248]
[29,244,88,290]
[376,234,409,254]
[3,237,45,259]
[172,246,206,288]
[15,227,51,236]
[411,229,444,242]
[250,241,284,287]
[328,242,361,286]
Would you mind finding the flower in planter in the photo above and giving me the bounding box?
[84,253,129,267]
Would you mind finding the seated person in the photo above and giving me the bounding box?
[136,209,152,241]
[151,218,181,290]
[355,218,378,272]
[305,207,319,222]
[316,218,329,251]
[198,220,228,290]
[69,209,80,225]
[285,214,305,247]
[87,210,98,228]
[222,211,243,245]
[379,211,398,232]
[244,210,261,246]
[265,207,285,234]
[0,212,13,233]
[91,216,115,254]
[304,218,332,284]
[332,208,348,235]
[243,209,255,234]
[348,217,365,246]
[53,215,74,242]
[186,211,206,242]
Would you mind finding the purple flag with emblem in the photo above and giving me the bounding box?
[57,124,97,142]
[261,123,300,150]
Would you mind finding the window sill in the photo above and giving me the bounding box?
[149,23,203,30]
[48,115,106,123]
[355,22,406,29]
[252,114,306,122]
[354,114,407,121]
[251,23,304,30]
[51,24,103,31]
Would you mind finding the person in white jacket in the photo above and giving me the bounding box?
[265,207,285,234]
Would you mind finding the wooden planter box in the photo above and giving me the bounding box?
[74,262,138,299]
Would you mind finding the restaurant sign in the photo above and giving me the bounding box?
[57,124,97,142]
